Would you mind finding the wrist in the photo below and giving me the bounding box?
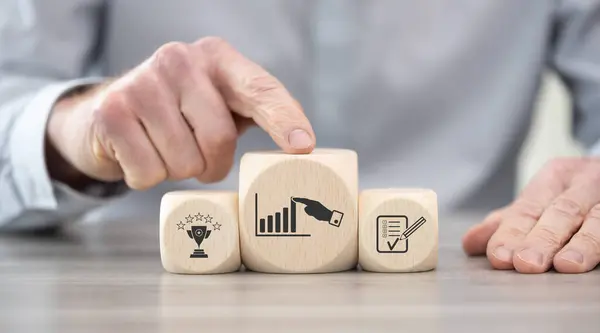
[45,84,113,191]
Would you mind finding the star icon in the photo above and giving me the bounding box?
[194,213,204,222]
[185,214,194,224]
[212,222,222,231]
[176,222,185,230]
[205,215,213,224]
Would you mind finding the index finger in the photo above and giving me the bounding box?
[485,162,569,269]
[195,37,315,153]
[514,171,600,273]
[291,197,317,206]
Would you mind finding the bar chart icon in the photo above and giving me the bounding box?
[255,193,311,237]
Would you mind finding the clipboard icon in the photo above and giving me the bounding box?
[376,215,427,253]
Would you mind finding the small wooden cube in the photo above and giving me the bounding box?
[359,189,438,272]
[160,191,241,274]
[239,149,358,273]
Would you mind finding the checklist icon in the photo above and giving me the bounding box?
[376,215,427,253]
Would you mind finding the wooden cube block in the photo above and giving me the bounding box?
[359,189,438,272]
[239,149,358,273]
[160,191,241,274]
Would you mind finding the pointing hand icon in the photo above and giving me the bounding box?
[291,197,344,227]
[292,197,332,221]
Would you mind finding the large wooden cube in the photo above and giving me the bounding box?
[239,149,358,273]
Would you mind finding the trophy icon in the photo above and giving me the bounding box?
[187,225,211,258]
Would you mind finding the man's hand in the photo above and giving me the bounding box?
[462,157,600,273]
[47,37,315,190]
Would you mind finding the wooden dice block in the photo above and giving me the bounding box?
[160,191,241,274]
[239,149,358,273]
[359,189,438,272]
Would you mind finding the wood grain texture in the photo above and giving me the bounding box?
[359,188,438,272]
[239,149,358,273]
[0,212,599,333]
[160,191,240,274]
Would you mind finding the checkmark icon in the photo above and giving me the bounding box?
[387,237,401,250]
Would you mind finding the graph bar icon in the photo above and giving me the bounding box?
[283,208,289,232]
[291,198,296,233]
[275,213,281,232]
[254,193,310,237]
[260,218,266,233]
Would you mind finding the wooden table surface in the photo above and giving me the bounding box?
[1,209,598,333]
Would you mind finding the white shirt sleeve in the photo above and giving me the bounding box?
[550,0,600,154]
[0,0,128,231]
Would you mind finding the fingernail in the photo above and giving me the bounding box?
[288,129,312,150]
[560,250,584,264]
[517,248,543,266]
[493,246,513,262]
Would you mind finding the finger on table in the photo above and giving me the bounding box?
[198,37,316,153]
[553,203,600,273]
[515,173,600,273]
[461,207,504,256]
[485,164,567,270]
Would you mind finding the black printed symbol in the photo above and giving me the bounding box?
[187,226,211,258]
[291,197,344,227]
[376,215,427,253]
[176,212,222,258]
[254,193,344,237]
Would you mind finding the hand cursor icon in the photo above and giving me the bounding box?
[291,197,344,227]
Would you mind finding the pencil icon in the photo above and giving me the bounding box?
[399,216,426,240]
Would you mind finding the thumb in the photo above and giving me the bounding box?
[462,208,504,256]
[198,38,316,153]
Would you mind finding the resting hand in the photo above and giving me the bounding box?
[462,157,600,273]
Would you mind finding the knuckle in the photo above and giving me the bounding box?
[503,225,529,239]
[199,156,235,183]
[195,36,229,54]
[169,160,204,180]
[204,128,238,155]
[246,75,281,94]
[151,41,191,76]
[587,204,600,221]
[550,197,585,220]
[542,157,584,179]
[509,199,545,221]
[545,158,571,173]
[244,75,283,101]
[532,225,563,248]
[93,90,132,127]
[486,208,505,221]
[573,230,600,255]
[127,170,166,190]
[582,167,600,185]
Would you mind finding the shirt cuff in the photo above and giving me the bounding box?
[329,210,344,227]
[9,77,125,215]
